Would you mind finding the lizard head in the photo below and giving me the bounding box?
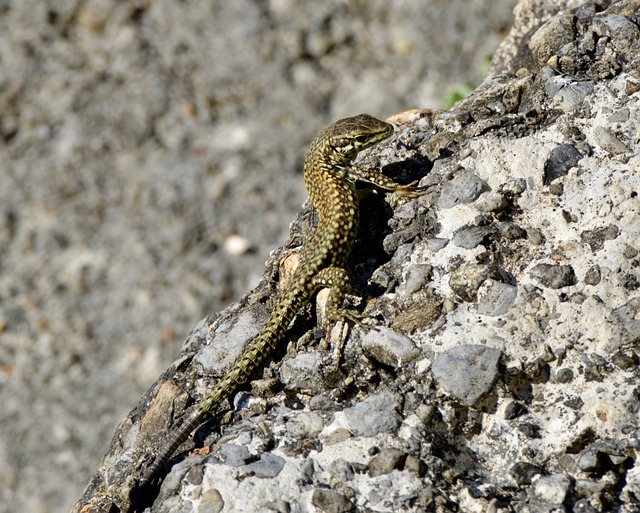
[326,114,394,164]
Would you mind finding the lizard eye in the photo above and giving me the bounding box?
[354,135,369,144]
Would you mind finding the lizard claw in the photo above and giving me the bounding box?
[394,181,436,199]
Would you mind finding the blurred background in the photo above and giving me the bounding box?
[0,1,517,511]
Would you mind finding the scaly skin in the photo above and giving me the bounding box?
[141,114,428,485]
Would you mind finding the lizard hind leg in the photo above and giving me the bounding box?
[312,266,364,328]
[312,265,362,367]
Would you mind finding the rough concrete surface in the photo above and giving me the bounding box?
[72,0,640,511]
[0,1,518,513]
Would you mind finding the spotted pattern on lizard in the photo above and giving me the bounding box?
[140,114,429,485]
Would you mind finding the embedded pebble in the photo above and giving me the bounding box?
[527,227,546,245]
[398,264,433,295]
[312,489,354,513]
[219,444,252,467]
[285,411,324,438]
[196,308,266,373]
[504,402,528,420]
[343,390,401,437]
[499,178,527,196]
[451,224,498,249]
[543,144,583,184]
[449,263,501,302]
[580,224,620,251]
[477,279,518,316]
[280,351,324,390]
[529,264,577,289]
[475,191,508,212]
[511,462,545,486]
[241,453,285,479]
[425,237,449,252]
[528,14,575,64]
[198,489,225,513]
[592,126,630,155]
[533,474,573,505]
[553,82,593,111]
[438,169,489,208]
[360,326,420,368]
[496,221,527,240]
[431,345,502,407]
[368,448,408,477]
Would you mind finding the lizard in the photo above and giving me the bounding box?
[140,113,429,486]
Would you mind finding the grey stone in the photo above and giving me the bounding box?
[327,459,355,482]
[438,169,489,208]
[219,444,251,467]
[425,237,449,252]
[280,351,324,390]
[499,178,527,196]
[554,368,574,384]
[398,264,433,295]
[197,489,224,513]
[528,14,576,65]
[527,228,546,245]
[475,191,509,212]
[510,462,545,486]
[504,402,527,420]
[431,345,502,407]
[312,489,354,513]
[241,453,285,479]
[533,474,573,505]
[477,280,518,316]
[530,264,578,289]
[195,308,266,373]
[360,326,420,368]
[543,144,583,185]
[368,448,408,477]
[451,223,499,249]
[583,265,601,285]
[449,263,502,302]
[580,224,620,251]
[343,390,401,437]
[592,126,630,155]
[552,82,594,112]
[497,222,527,240]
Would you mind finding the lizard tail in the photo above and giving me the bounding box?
[140,408,210,485]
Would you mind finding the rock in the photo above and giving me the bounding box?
[219,444,252,467]
[529,264,578,289]
[368,448,408,477]
[342,390,401,437]
[477,279,518,316]
[533,474,573,505]
[543,144,583,185]
[504,401,528,420]
[198,489,225,513]
[280,351,324,390]
[431,345,502,407]
[360,326,421,368]
[70,2,640,512]
[580,224,620,251]
[528,14,576,65]
[438,169,490,208]
[312,489,354,513]
[451,223,499,249]
[475,191,508,213]
[449,263,502,302]
[583,265,601,285]
[241,453,286,479]
[510,462,545,486]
